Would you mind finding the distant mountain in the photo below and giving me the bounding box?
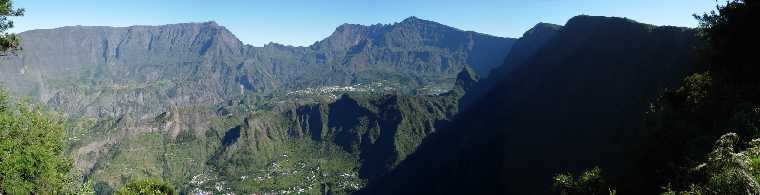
[311,16,513,78]
[0,21,251,119]
[360,15,699,194]
[0,17,515,119]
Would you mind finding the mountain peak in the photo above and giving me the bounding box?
[203,21,219,27]
[402,16,422,22]
[312,21,390,50]
[317,16,448,50]
[530,22,562,32]
[564,15,653,30]
[520,22,562,38]
[333,23,366,33]
[398,16,439,26]
[164,21,232,34]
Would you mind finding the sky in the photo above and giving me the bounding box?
[8,0,718,47]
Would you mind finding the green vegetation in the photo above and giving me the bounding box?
[0,88,91,194]
[0,5,501,193]
[553,167,615,195]
[545,1,759,194]
[632,0,760,194]
[543,1,759,194]
[0,0,23,53]
[662,133,760,194]
[65,85,463,194]
[1,4,91,193]
[361,13,699,194]
[6,0,757,194]
[215,140,363,194]
[116,179,177,195]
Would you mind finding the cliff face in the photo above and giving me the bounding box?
[1,22,249,119]
[18,21,242,71]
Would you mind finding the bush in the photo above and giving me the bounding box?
[116,179,177,195]
[0,88,89,194]
[553,167,615,195]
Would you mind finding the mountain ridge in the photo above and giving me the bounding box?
[26,16,509,49]
[1,17,515,119]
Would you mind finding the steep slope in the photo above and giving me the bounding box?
[361,15,699,194]
[494,22,562,76]
[461,22,563,108]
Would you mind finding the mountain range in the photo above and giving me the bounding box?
[0,15,703,194]
[0,17,513,119]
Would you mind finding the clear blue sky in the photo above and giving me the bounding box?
[9,0,718,46]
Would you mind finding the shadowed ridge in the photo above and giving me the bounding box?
[359,15,699,195]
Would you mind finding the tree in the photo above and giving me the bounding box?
[633,1,760,193]
[1,2,93,193]
[115,179,177,195]
[553,167,616,195]
[0,88,90,194]
[694,0,759,91]
[0,0,24,54]
[662,133,760,195]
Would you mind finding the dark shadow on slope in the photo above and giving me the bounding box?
[328,95,375,153]
[360,15,699,195]
[222,125,242,146]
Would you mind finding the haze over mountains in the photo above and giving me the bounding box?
[0,14,705,194]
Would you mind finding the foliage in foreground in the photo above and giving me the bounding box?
[553,167,616,195]
[662,133,760,195]
[0,0,24,53]
[629,0,760,193]
[116,179,177,195]
[0,88,91,194]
